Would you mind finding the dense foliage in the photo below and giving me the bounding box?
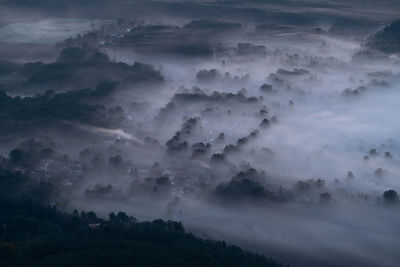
[0,168,285,267]
[367,20,400,54]
[0,87,109,132]
[0,47,163,94]
[215,169,290,202]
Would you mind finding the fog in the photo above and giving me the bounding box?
[1,0,400,266]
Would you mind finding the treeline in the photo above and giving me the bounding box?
[0,168,286,267]
[367,19,400,54]
[0,86,109,132]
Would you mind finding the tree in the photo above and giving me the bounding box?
[58,47,85,62]
[319,192,332,204]
[383,190,399,204]
[9,149,24,164]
